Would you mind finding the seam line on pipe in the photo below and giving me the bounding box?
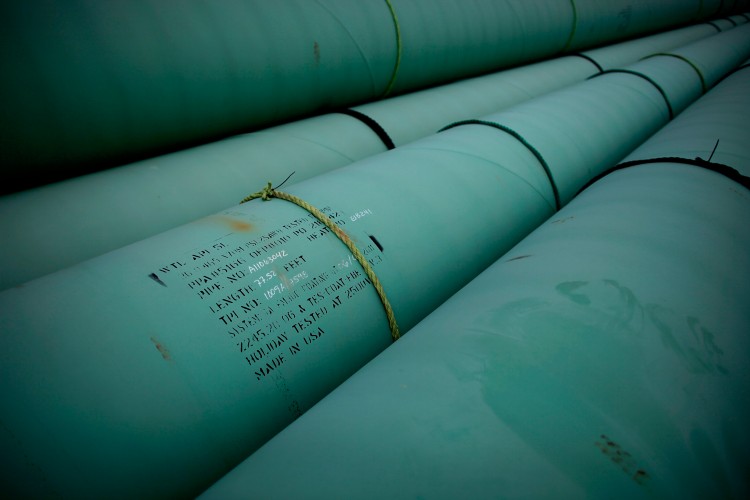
[741,13,750,22]
[576,157,750,195]
[336,109,396,150]
[439,119,561,209]
[570,53,604,73]
[382,0,402,97]
[239,183,401,341]
[590,69,674,119]
[561,0,578,52]
[723,16,738,26]
[705,21,723,31]
[640,53,707,93]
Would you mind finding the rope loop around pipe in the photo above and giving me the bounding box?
[561,0,579,52]
[240,183,401,342]
[382,0,402,97]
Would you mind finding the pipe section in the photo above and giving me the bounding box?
[620,64,750,170]
[0,0,722,193]
[453,23,750,205]
[200,57,750,500]
[0,28,747,500]
[0,21,724,291]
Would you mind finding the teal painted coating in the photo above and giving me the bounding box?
[0,119,556,498]
[199,65,750,500]
[659,22,750,87]
[0,21,726,291]
[580,23,718,69]
[0,0,726,192]
[562,0,701,51]
[466,24,750,204]
[621,57,750,172]
[3,31,747,497]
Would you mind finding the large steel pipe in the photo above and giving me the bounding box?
[0,20,729,291]
[0,0,731,192]
[0,29,747,499]
[199,58,750,500]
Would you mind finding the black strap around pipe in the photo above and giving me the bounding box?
[569,53,604,74]
[589,69,674,119]
[440,119,561,210]
[336,109,396,150]
[576,157,750,196]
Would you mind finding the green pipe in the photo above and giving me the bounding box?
[0,0,722,193]
[199,57,750,500]
[462,23,750,205]
[0,30,746,499]
[0,21,726,291]
[621,73,750,169]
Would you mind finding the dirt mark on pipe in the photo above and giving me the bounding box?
[151,337,172,361]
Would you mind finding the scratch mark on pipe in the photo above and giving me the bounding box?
[506,254,532,262]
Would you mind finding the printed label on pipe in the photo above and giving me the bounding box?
[150,205,384,382]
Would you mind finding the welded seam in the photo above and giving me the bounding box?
[312,0,378,96]
[382,0,402,97]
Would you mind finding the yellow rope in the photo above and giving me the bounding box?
[561,0,578,52]
[382,0,402,97]
[241,183,401,341]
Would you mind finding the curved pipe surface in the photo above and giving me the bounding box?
[0,21,747,500]
[0,21,726,290]
[199,58,750,500]
[0,0,725,192]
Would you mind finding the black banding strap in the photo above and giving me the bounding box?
[336,109,396,150]
[705,21,723,32]
[439,119,561,210]
[569,53,604,74]
[723,16,738,26]
[576,157,750,196]
[741,13,750,22]
[640,53,707,93]
[589,69,674,119]
[712,62,750,88]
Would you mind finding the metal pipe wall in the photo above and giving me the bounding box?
[0,0,729,192]
[0,20,732,291]
[199,58,750,500]
[0,31,747,498]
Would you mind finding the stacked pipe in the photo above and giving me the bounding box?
[0,18,742,291]
[198,60,750,499]
[0,0,742,194]
[1,24,749,498]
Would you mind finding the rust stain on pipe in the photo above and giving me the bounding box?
[151,337,172,361]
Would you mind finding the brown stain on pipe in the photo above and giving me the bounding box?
[151,337,172,361]
[207,215,254,232]
[595,434,650,485]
